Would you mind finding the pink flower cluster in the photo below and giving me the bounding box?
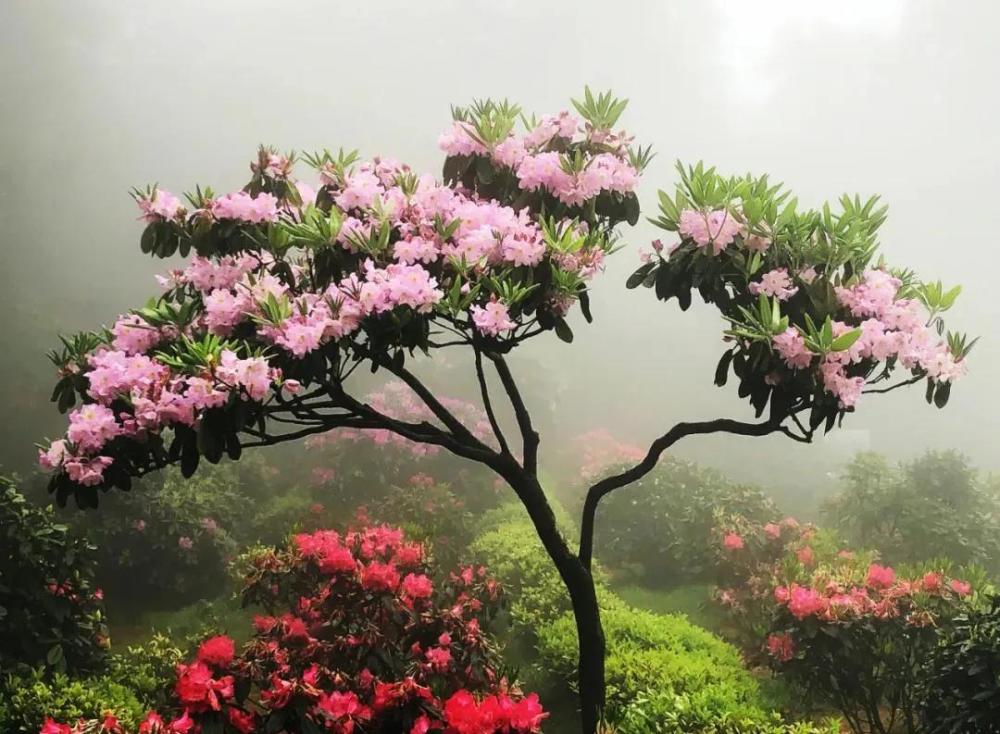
[678,209,744,256]
[438,109,639,207]
[772,563,973,624]
[769,269,966,408]
[209,191,279,223]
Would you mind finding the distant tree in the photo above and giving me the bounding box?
[36,89,972,732]
[824,450,1000,570]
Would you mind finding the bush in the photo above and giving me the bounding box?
[824,450,1000,572]
[48,524,547,734]
[920,594,1000,733]
[0,669,145,733]
[63,464,243,609]
[470,505,798,731]
[538,605,775,726]
[0,476,108,674]
[602,457,777,586]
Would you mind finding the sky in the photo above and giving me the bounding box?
[1,0,997,510]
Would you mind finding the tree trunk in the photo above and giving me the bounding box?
[497,457,606,734]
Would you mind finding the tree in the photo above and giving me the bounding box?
[36,90,971,733]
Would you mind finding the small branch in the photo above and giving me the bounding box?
[475,346,511,456]
[862,374,923,395]
[486,353,539,476]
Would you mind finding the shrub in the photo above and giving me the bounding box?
[767,564,977,734]
[0,476,108,674]
[0,669,145,733]
[63,464,243,609]
[585,454,778,586]
[919,594,1000,733]
[47,524,547,734]
[824,450,1000,572]
[470,506,799,730]
[537,605,774,726]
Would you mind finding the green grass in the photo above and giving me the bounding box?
[107,592,253,651]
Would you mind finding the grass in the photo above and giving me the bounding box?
[612,582,728,634]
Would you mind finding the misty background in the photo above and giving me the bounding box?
[1,0,997,515]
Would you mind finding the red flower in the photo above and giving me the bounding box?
[402,573,434,600]
[509,693,547,731]
[39,719,71,734]
[175,661,235,712]
[866,564,896,589]
[767,632,795,662]
[360,561,400,592]
[197,634,235,667]
[950,579,972,596]
[723,533,744,551]
[922,572,943,593]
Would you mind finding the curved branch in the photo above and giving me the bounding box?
[486,353,539,476]
[475,346,511,456]
[578,417,796,571]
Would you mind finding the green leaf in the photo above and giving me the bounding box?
[830,328,862,352]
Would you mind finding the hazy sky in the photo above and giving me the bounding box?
[1,1,997,504]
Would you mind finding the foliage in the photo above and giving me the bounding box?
[537,605,774,726]
[0,669,145,734]
[583,454,777,586]
[66,465,240,608]
[919,594,1000,733]
[824,450,1000,572]
[0,476,108,675]
[632,162,971,431]
[618,688,840,734]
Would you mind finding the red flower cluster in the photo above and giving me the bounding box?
[42,524,544,734]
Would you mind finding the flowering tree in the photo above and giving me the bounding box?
[36,88,971,733]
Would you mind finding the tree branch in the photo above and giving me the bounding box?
[486,353,539,476]
[474,346,511,456]
[578,417,795,570]
[862,374,923,394]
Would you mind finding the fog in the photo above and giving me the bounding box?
[2,0,997,513]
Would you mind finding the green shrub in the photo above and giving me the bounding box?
[470,504,799,730]
[619,690,840,734]
[920,594,1000,733]
[0,669,145,733]
[538,604,772,724]
[0,476,108,674]
[824,450,1000,572]
[586,457,777,587]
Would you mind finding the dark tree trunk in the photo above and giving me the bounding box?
[495,456,606,734]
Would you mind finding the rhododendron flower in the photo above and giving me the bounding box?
[749,268,799,301]
[360,561,401,592]
[772,328,813,369]
[197,634,236,667]
[921,572,943,593]
[949,579,972,596]
[471,300,516,337]
[763,522,781,540]
[226,708,256,734]
[678,208,740,255]
[138,189,183,222]
[401,573,434,600]
[175,660,235,711]
[767,632,795,662]
[787,584,827,619]
[722,532,744,551]
[796,546,815,566]
[39,719,71,734]
[866,564,896,589]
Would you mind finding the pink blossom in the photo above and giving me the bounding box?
[787,584,828,619]
[866,564,896,589]
[773,328,813,369]
[210,191,279,223]
[111,314,161,354]
[67,404,121,453]
[767,632,795,662]
[949,579,972,596]
[678,209,740,255]
[138,189,182,222]
[796,546,815,566]
[763,522,781,540]
[471,300,516,337]
[64,455,113,486]
[749,268,799,301]
[723,533,744,551]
